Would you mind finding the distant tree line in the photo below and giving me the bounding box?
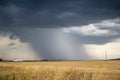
[0,58,2,61]
[41,59,48,61]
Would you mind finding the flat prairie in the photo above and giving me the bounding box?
[0,60,120,80]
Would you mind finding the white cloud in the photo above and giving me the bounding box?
[97,18,120,27]
[63,18,120,36]
[0,32,39,60]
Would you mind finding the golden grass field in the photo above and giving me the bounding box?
[0,60,120,80]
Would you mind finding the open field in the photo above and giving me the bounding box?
[0,60,120,80]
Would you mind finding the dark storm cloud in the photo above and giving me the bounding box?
[0,0,120,44]
[0,0,120,60]
[71,35,119,44]
[0,0,120,28]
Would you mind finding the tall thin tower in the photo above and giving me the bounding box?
[105,50,107,61]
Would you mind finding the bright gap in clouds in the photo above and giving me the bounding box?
[83,40,120,60]
[0,32,39,60]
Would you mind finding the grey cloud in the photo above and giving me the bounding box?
[63,18,120,44]
[0,0,120,28]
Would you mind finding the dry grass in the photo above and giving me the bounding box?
[0,60,120,80]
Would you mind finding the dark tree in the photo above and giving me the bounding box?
[0,58,2,61]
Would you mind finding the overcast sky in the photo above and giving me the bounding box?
[0,0,120,60]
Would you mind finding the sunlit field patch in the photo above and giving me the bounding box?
[0,60,120,80]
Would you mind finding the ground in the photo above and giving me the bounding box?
[0,60,120,80]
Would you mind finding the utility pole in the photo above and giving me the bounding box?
[105,50,107,61]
